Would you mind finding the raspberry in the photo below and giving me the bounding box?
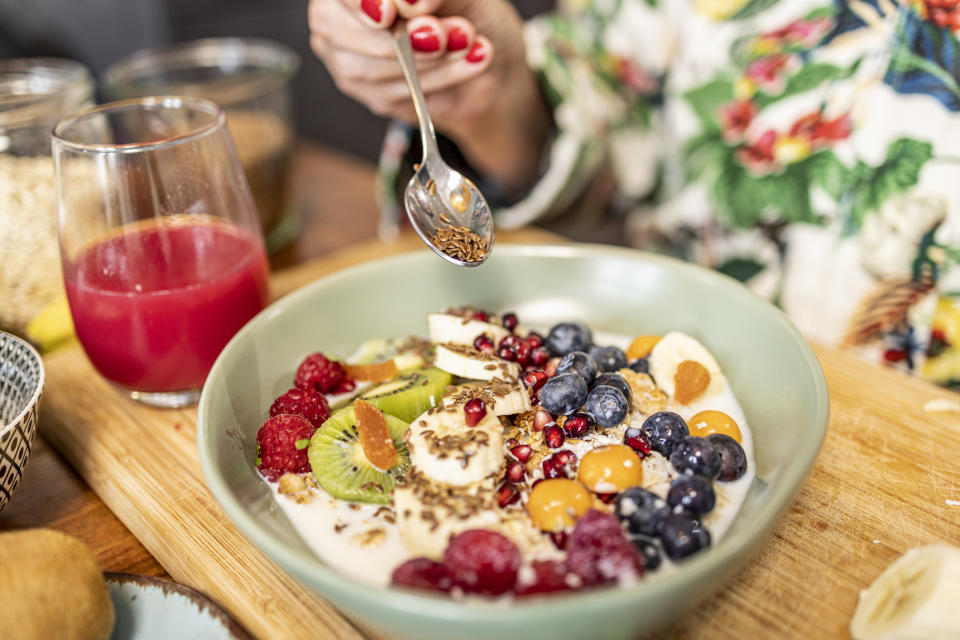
[269,388,331,429]
[514,560,573,597]
[443,529,520,595]
[294,352,351,394]
[391,557,452,593]
[256,414,316,481]
[566,509,644,587]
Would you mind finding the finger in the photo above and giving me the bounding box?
[313,0,396,57]
[312,35,447,82]
[340,0,397,28]
[438,16,474,54]
[391,0,445,19]
[407,15,446,58]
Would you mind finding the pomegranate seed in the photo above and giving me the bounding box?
[542,456,566,479]
[510,444,533,462]
[522,370,548,392]
[471,310,489,322]
[497,344,518,361]
[515,341,532,367]
[531,346,551,367]
[550,530,568,550]
[497,483,520,507]
[545,358,560,377]
[473,334,494,354]
[464,398,487,427]
[544,425,565,449]
[555,449,577,467]
[623,427,653,457]
[502,312,519,331]
[533,410,553,432]
[563,413,592,438]
[596,493,617,504]
[526,332,544,348]
[505,437,519,449]
[499,334,521,349]
[506,461,527,482]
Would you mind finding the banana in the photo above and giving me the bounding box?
[442,381,532,416]
[648,331,725,400]
[25,295,75,353]
[851,544,960,640]
[427,312,510,347]
[406,404,505,487]
[433,343,521,381]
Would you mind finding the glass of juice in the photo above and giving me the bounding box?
[52,96,270,408]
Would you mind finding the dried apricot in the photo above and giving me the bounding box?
[354,398,398,470]
[626,335,661,360]
[343,360,398,383]
[674,360,711,404]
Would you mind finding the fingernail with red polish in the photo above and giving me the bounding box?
[404,0,418,4]
[360,0,382,22]
[447,27,468,52]
[466,41,486,63]
[410,26,440,52]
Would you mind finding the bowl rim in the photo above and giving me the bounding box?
[0,330,45,435]
[197,243,829,619]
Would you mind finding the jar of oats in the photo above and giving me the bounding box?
[0,58,94,334]
[103,38,300,253]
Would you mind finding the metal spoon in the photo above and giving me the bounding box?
[392,23,494,267]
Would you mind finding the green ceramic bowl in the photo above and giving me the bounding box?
[197,244,828,640]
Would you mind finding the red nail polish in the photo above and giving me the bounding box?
[466,41,486,63]
[410,26,440,53]
[447,27,468,52]
[360,0,382,22]
[404,0,418,4]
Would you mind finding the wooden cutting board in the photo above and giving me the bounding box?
[39,232,960,640]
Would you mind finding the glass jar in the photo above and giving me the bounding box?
[103,38,300,253]
[0,58,95,334]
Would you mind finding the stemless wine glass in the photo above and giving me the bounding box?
[52,96,270,408]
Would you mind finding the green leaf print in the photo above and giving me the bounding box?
[684,80,735,131]
[847,138,934,228]
[718,257,766,282]
[712,157,818,228]
[730,0,780,21]
[755,62,860,109]
[806,150,847,199]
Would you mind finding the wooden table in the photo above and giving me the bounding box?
[3,142,960,638]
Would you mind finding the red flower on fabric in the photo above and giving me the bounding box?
[921,0,960,30]
[789,111,853,146]
[736,130,778,175]
[719,100,758,142]
[765,16,834,48]
[745,54,795,94]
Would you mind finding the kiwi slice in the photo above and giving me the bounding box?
[358,366,452,423]
[308,405,410,505]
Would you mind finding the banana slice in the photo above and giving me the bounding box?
[648,332,725,401]
[427,312,510,347]
[851,544,960,640]
[406,404,505,487]
[434,343,521,381]
[442,381,532,416]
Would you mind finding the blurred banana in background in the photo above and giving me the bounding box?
[25,296,75,353]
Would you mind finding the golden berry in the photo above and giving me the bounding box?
[626,335,661,360]
[577,445,643,494]
[526,479,592,532]
[689,410,742,443]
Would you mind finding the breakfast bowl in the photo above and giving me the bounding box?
[0,331,44,512]
[197,244,829,640]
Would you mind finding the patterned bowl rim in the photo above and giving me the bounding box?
[0,331,45,435]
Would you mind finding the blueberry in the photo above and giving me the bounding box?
[660,511,711,560]
[629,357,650,375]
[640,411,689,457]
[614,487,670,537]
[670,436,721,479]
[667,475,716,515]
[589,345,628,372]
[545,322,593,357]
[707,434,748,482]
[584,385,628,428]
[538,373,588,416]
[555,351,599,386]
[593,372,632,403]
[627,533,662,571]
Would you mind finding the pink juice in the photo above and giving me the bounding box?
[64,218,269,392]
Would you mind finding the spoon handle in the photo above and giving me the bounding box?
[392,23,442,164]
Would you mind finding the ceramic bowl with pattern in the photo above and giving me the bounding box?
[0,331,44,512]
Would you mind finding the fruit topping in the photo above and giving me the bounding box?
[354,399,399,471]
[343,359,399,383]
[593,372,632,403]
[502,312,519,331]
[538,373,588,415]
[526,332,544,348]
[667,475,716,515]
[473,334,495,354]
[256,414,316,481]
[628,533,663,571]
[670,436,722,479]
[626,335,661,360]
[269,387,331,430]
[391,557,453,593]
[628,358,650,375]
[589,345,628,373]
[506,460,527,483]
[543,451,577,479]
[497,344,519,361]
[562,413,593,438]
[533,409,554,432]
[707,433,748,481]
[514,559,572,596]
[614,487,670,537]
[545,322,593,357]
[555,351,599,385]
[566,509,644,586]
[544,424,565,449]
[660,511,711,560]
[358,367,452,423]
[510,444,533,462]
[623,426,653,457]
[531,346,551,367]
[526,478,592,531]
[522,369,549,402]
[577,445,643,494]
[674,360,711,404]
[294,352,350,394]
[497,483,521,508]
[641,411,690,456]
[443,530,521,595]
[689,409,742,443]
[463,398,487,427]
[584,385,629,428]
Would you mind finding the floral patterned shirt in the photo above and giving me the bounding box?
[378,0,960,389]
